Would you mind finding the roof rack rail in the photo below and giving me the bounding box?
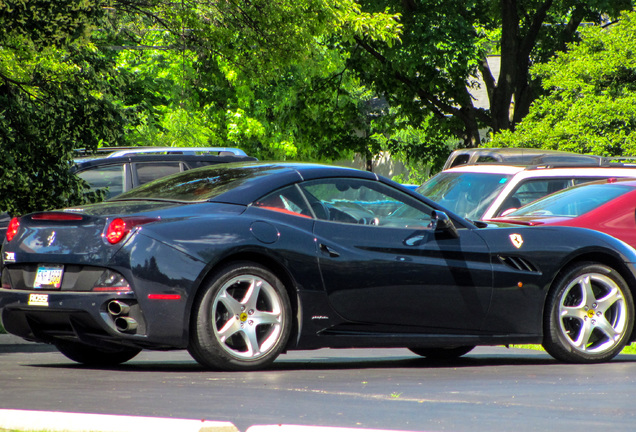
[602,156,636,165]
[518,153,610,168]
[75,147,248,157]
[524,157,636,170]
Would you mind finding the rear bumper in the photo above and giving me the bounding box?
[0,289,183,350]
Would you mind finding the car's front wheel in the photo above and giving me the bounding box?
[55,341,141,366]
[188,262,292,371]
[543,262,634,363]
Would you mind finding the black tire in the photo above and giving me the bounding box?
[188,262,292,371]
[542,262,634,363]
[55,341,140,366]
[409,346,475,360]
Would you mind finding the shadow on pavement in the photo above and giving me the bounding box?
[16,353,584,372]
[6,343,636,372]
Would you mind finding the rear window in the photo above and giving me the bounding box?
[417,172,513,219]
[114,163,274,202]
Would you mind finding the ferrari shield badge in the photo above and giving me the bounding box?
[509,233,524,249]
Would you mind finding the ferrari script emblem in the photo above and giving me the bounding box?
[509,234,524,249]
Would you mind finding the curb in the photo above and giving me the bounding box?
[246,426,422,432]
[0,409,239,432]
[0,410,424,432]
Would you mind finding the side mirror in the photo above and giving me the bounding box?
[430,210,459,239]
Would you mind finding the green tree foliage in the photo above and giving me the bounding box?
[105,0,402,161]
[0,0,126,215]
[0,0,402,214]
[345,0,632,171]
[5,0,633,215]
[493,10,636,157]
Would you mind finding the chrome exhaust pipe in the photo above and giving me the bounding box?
[108,300,130,316]
[114,316,138,332]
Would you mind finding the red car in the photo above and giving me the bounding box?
[488,178,636,248]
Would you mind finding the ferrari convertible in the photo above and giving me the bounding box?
[2,162,636,370]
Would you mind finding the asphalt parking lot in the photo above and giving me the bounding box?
[3,333,636,432]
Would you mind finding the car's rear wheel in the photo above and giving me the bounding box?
[409,346,475,360]
[543,262,634,363]
[188,262,292,371]
[55,341,141,366]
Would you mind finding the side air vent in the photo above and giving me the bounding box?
[498,255,539,273]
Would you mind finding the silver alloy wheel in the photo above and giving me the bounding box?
[211,274,284,360]
[558,272,628,354]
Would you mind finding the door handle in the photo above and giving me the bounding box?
[320,244,340,257]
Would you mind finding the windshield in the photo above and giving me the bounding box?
[417,171,512,219]
[507,183,632,218]
[114,163,272,202]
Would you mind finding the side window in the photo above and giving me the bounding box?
[504,179,571,210]
[76,164,125,199]
[253,185,313,218]
[502,177,608,216]
[134,162,183,186]
[573,177,606,185]
[476,155,498,163]
[300,178,433,228]
[449,154,470,168]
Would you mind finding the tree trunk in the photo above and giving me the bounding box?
[491,0,519,133]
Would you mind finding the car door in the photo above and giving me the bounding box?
[301,178,494,332]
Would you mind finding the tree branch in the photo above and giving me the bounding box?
[353,36,457,120]
[519,0,553,59]
[478,54,496,104]
[554,5,586,54]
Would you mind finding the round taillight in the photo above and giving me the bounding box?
[105,218,129,244]
[6,217,20,242]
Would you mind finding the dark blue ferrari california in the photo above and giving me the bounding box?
[1,162,636,370]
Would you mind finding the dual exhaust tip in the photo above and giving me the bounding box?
[107,300,138,332]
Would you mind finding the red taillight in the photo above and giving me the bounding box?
[105,217,159,245]
[91,269,132,292]
[106,218,128,244]
[6,217,20,242]
[92,286,132,292]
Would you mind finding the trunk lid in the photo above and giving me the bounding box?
[3,200,184,266]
